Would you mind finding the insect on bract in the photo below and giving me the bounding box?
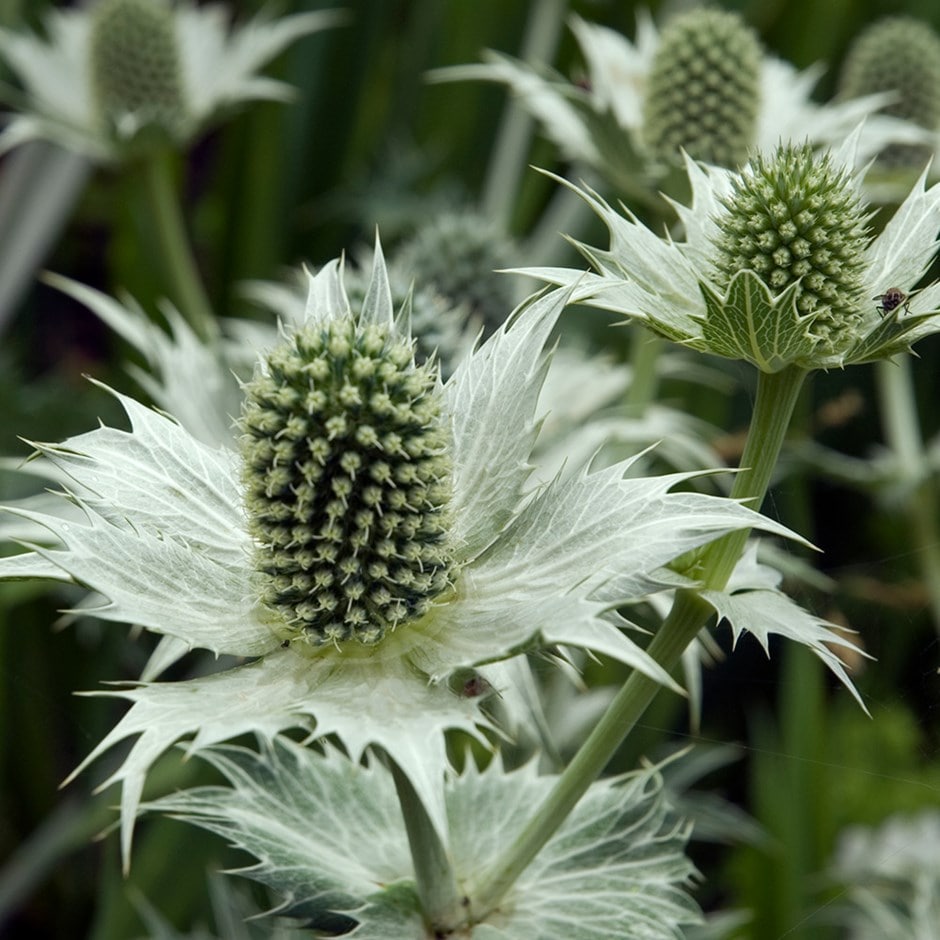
[874,287,910,316]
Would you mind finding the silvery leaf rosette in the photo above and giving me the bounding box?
[147,738,702,938]
[0,250,789,868]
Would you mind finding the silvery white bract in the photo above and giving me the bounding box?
[436,11,926,185]
[523,132,940,372]
[43,267,723,485]
[43,273,247,449]
[830,811,940,940]
[0,251,788,868]
[0,0,339,161]
[148,737,702,939]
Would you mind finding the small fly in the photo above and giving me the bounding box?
[873,287,910,316]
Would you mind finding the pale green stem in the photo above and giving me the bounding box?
[624,330,664,411]
[481,0,567,227]
[470,365,807,921]
[139,148,216,342]
[876,355,940,633]
[389,758,465,930]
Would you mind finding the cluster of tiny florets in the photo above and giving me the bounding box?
[712,144,871,351]
[839,16,940,169]
[641,8,761,168]
[395,209,517,336]
[240,318,454,647]
[89,0,184,136]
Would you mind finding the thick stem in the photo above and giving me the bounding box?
[876,355,940,633]
[470,365,807,920]
[389,759,464,930]
[139,148,216,342]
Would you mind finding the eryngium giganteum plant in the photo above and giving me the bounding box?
[0,0,339,160]
[525,132,940,373]
[0,250,786,868]
[437,7,923,194]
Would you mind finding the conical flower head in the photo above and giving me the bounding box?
[395,209,517,334]
[839,16,940,170]
[241,315,453,647]
[712,142,870,354]
[89,0,184,139]
[641,8,761,168]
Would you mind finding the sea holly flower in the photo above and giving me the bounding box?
[0,0,340,161]
[839,15,940,174]
[639,8,762,170]
[524,132,940,373]
[437,8,924,193]
[146,737,702,938]
[0,250,788,868]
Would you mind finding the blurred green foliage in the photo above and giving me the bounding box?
[1,1,939,937]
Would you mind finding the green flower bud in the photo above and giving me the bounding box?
[90,0,184,137]
[395,210,517,334]
[642,8,762,168]
[839,16,940,169]
[240,318,454,647]
[712,143,870,354]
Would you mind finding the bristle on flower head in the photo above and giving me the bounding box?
[240,315,454,647]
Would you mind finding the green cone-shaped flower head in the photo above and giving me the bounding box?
[712,143,870,352]
[642,8,761,168]
[240,313,454,648]
[839,16,940,169]
[90,0,184,138]
[396,209,517,334]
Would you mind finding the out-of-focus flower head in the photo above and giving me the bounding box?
[0,0,341,162]
[436,7,928,195]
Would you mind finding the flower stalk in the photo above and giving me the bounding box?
[138,148,216,342]
[389,757,465,931]
[470,364,808,919]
